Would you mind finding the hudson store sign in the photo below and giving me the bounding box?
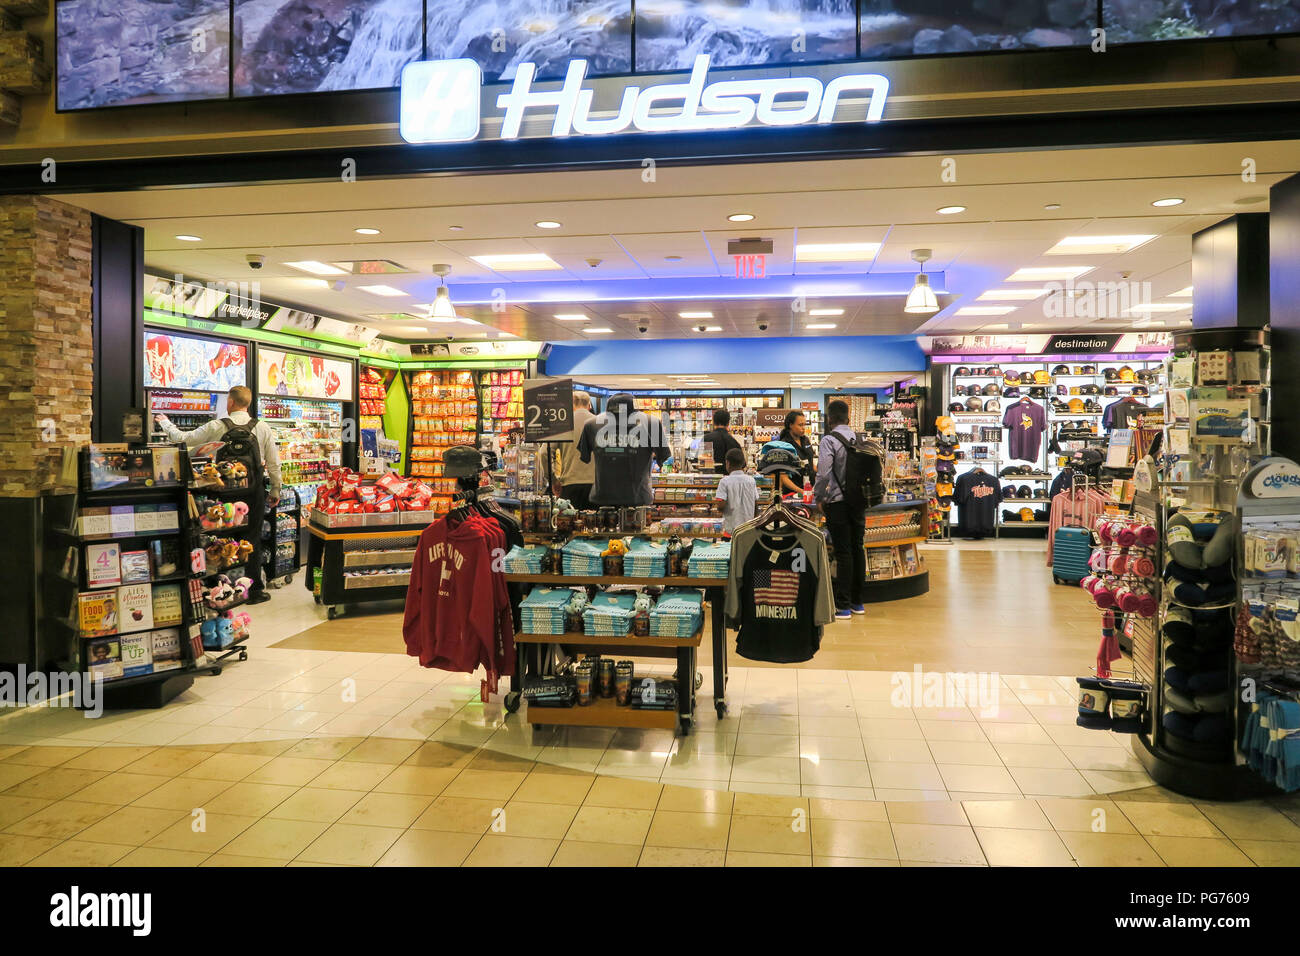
[399,55,890,144]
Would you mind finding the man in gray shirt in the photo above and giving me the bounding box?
[813,399,864,618]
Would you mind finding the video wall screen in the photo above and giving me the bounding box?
[55,0,1300,111]
[427,0,631,80]
[233,0,424,97]
[56,0,230,110]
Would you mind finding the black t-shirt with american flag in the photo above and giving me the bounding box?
[736,535,824,664]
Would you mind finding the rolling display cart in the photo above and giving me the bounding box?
[264,487,302,588]
[304,512,433,620]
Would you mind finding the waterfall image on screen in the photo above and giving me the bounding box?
[56,0,230,110]
[425,0,631,80]
[1103,0,1300,43]
[635,0,856,72]
[856,0,1092,57]
[233,0,423,96]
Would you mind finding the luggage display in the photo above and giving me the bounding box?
[1053,526,1092,585]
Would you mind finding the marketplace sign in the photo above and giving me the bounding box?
[399,55,890,144]
[922,332,1171,356]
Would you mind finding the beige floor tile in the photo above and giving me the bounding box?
[3,767,107,801]
[401,740,477,768]
[859,718,925,740]
[267,786,365,824]
[147,811,259,854]
[131,775,233,811]
[583,775,663,810]
[980,723,1052,745]
[657,785,734,814]
[886,800,969,826]
[566,805,653,846]
[975,827,1074,866]
[872,788,950,802]
[512,771,595,806]
[201,853,286,867]
[1234,840,1300,866]
[181,752,274,782]
[545,839,636,867]
[410,795,499,834]
[1038,798,1135,834]
[862,739,933,763]
[121,747,214,777]
[77,805,188,846]
[466,750,538,774]
[308,761,395,792]
[221,817,331,860]
[639,845,726,867]
[734,733,799,758]
[441,769,526,801]
[809,797,887,822]
[938,764,1020,795]
[732,792,808,816]
[1058,831,1164,866]
[1,745,91,768]
[925,741,1002,766]
[814,855,900,866]
[727,813,811,855]
[918,720,988,743]
[464,833,559,867]
[0,833,57,865]
[284,737,366,761]
[1196,803,1300,842]
[114,846,210,867]
[244,756,336,787]
[1060,745,1146,772]
[70,771,171,805]
[494,801,578,840]
[870,762,945,790]
[725,849,811,866]
[798,735,867,761]
[891,823,987,865]
[62,746,158,773]
[26,840,132,867]
[296,822,404,866]
[0,794,50,828]
[961,800,1052,830]
[376,829,480,866]
[994,743,1074,769]
[1146,835,1254,867]
[1106,785,1190,804]
[1118,802,1224,839]
[811,818,897,859]
[204,782,297,818]
[644,810,730,850]
[1006,766,1091,797]
[222,739,300,758]
[339,737,422,765]
[3,799,114,839]
[372,765,459,797]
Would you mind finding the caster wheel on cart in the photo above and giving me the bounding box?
[504,691,521,714]
[313,595,321,605]
[326,605,338,620]
[715,701,728,719]
[283,574,294,587]
[694,672,703,691]
[238,650,248,662]
[679,719,692,736]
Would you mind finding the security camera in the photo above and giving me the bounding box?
[695,324,708,333]
[444,334,455,342]
[585,257,603,269]
[756,318,769,332]
[246,254,265,270]
[637,323,649,334]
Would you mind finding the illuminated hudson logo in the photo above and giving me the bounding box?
[399,55,889,144]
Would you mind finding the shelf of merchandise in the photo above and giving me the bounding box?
[477,368,525,439]
[304,520,429,619]
[525,696,680,731]
[358,366,389,438]
[48,447,229,708]
[257,397,343,520]
[515,629,703,650]
[407,369,477,512]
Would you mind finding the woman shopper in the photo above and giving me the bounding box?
[777,409,815,496]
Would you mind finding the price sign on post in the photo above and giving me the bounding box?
[523,377,575,442]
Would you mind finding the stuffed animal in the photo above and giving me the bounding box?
[221,540,240,568]
[231,501,250,525]
[235,539,253,564]
[200,618,220,648]
[233,576,252,599]
[200,504,225,530]
[229,612,251,639]
[195,463,224,488]
[204,540,225,566]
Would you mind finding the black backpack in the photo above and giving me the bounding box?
[215,417,262,490]
[828,431,883,508]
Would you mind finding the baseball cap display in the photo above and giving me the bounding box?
[954,384,967,396]
[1018,371,1035,384]
[1051,364,1071,375]
[1028,386,1047,398]
[1033,369,1051,384]
[757,441,803,478]
[983,399,1000,412]
[948,402,964,412]
[1080,384,1100,395]
[1103,385,1119,396]
[1102,367,1118,381]
[1002,386,1021,399]
[1132,385,1149,396]
[1136,369,1155,383]
[1118,365,1136,382]
[1002,486,1016,499]
[1018,507,1035,521]
[1068,398,1085,413]
[1016,485,1033,498]
[955,366,971,376]
[1003,369,1021,384]
[986,367,1002,378]
[981,383,1001,395]
[965,397,983,411]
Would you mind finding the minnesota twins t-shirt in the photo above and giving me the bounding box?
[1002,400,1047,462]
[735,535,823,663]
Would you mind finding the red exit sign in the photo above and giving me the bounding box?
[734,254,766,278]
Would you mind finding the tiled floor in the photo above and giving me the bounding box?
[3,543,1297,866]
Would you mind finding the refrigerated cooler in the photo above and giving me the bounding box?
[147,388,227,442]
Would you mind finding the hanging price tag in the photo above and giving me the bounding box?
[523,377,575,442]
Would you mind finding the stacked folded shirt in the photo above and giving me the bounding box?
[688,542,731,578]
[583,591,638,636]
[624,539,668,577]
[519,587,580,635]
[649,588,704,638]
[502,545,547,574]
[562,539,606,576]
[653,517,724,536]
[522,675,576,708]
[629,676,678,711]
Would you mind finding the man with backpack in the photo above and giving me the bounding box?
[155,385,282,604]
[814,399,872,618]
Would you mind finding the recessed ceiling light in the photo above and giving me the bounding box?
[1152,197,1184,207]
[936,205,966,215]
[809,308,844,316]
[554,313,588,321]
[354,227,380,235]
[664,255,684,261]
[174,234,202,242]
[680,311,713,319]
[1045,235,1156,255]
[795,242,881,262]
[449,225,464,231]
[1169,286,1194,297]
[1122,302,1191,314]
[535,220,562,229]
[286,260,349,276]
[805,323,837,330]
[1004,265,1094,282]
[357,284,408,297]
[955,305,1016,316]
[470,253,562,271]
[583,327,614,334]
[978,288,1050,300]
[1043,203,1062,210]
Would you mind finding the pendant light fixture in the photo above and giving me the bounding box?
[430,264,456,320]
[904,248,939,314]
